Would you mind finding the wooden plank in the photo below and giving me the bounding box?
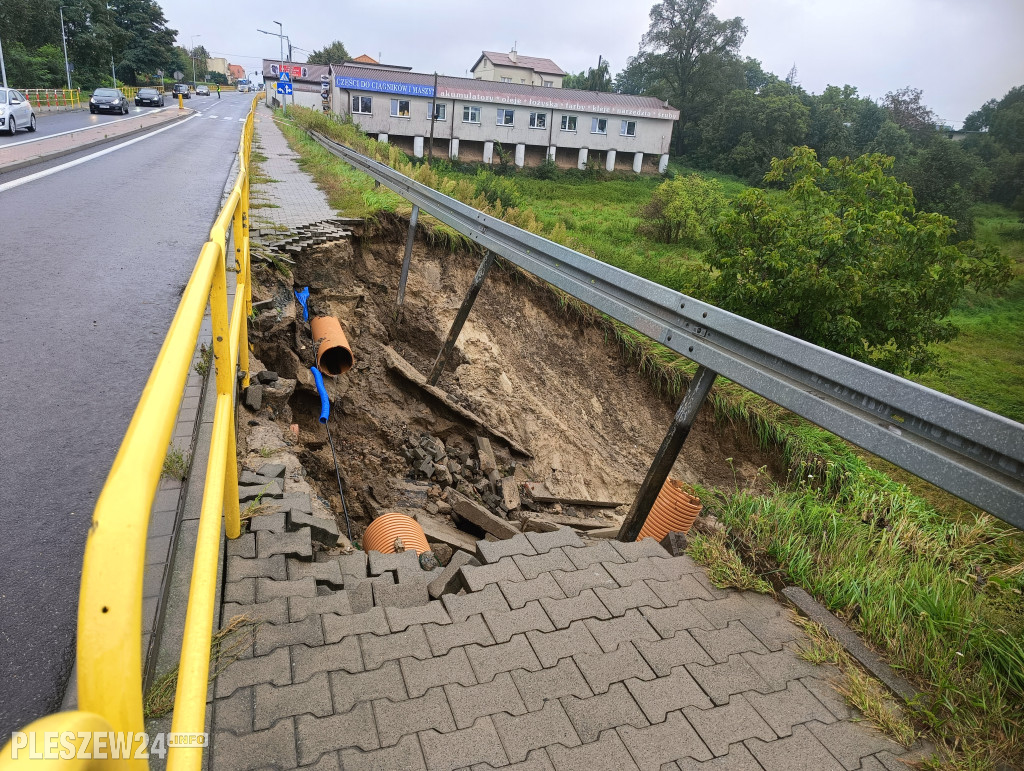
[412,511,479,554]
[448,490,519,540]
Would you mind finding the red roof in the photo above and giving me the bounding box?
[228,64,245,79]
[474,51,565,76]
[352,54,378,64]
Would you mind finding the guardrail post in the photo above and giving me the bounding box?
[427,249,496,386]
[396,204,420,322]
[617,365,718,542]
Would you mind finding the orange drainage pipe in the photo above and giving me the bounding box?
[636,478,702,542]
[310,315,354,376]
[363,513,430,555]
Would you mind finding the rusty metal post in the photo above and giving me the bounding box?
[395,204,419,322]
[427,249,497,386]
[617,365,718,542]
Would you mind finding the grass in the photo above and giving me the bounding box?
[193,342,213,378]
[687,529,774,594]
[161,446,190,481]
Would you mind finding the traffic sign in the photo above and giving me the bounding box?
[277,82,293,95]
[320,74,330,84]
[279,71,291,83]
[173,71,184,81]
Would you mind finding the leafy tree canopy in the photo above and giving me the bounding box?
[308,40,349,65]
[563,59,612,92]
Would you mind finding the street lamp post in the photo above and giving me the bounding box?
[0,34,7,89]
[190,34,201,88]
[59,6,72,89]
[257,22,287,116]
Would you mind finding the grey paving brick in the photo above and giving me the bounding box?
[461,558,526,593]
[418,716,508,771]
[216,647,290,698]
[547,728,639,771]
[212,717,297,771]
[477,533,536,563]
[287,558,344,586]
[291,636,363,683]
[471,749,553,771]
[374,686,456,747]
[362,624,432,669]
[741,612,804,652]
[443,583,510,621]
[603,556,670,587]
[690,620,770,663]
[745,680,837,737]
[642,600,713,637]
[227,554,286,581]
[692,595,767,629]
[467,633,542,683]
[483,600,554,643]
[254,671,333,730]
[254,615,323,656]
[340,734,427,771]
[337,551,369,580]
[368,549,420,578]
[676,743,762,770]
[323,606,388,642]
[593,580,665,617]
[525,527,584,553]
[561,682,648,743]
[344,579,379,615]
[222,597,289,626]
[493,699,580,763]
[428,551,480,599]
[682,695,776,756]
[303,749,340,771]
[585,608,660,653]
[213,687,253,736]
[800,676,853,720]
[224,578,255,605]
[625,665,714,722]
[575,641,655,694]
[386,600,451,632]
[539,588,610,629]
[562,541,624,569]
[655,555,704,579]
[373,578,430,608]
[806,719,908,770]
[635,631,715,675]
[550,565,618,597]
[400,647,477,697]
[249,511,287,533]
[501,573,566,610]
[289,592,353,621]
[618,709,713,770]
[257,528,313,559]
[647,574,716,604]
[610,538,669,562]
[745,723,845,770]
[329,659,408,712]
[742,648,832,691]
[227,533,257,559]
[526,620,601,668]
[513,657,592,710]
[295,703,379,765]
[256,576,316,602]
[512,548,574,580]
[686,654,773,705]
[445,671,527,729]
[425,614,494,655]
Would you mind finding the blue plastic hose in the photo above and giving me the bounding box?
[295,286,310,322]
[310,366,330,424]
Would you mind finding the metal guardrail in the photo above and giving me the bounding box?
[23,88,82,110]
[309,129,1024,530]
[0,96,259,770]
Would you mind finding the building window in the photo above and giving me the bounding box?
[463,105,481,123]
[591,117,608,134]
[500,77,513,83]
[351,95,371,114]
[521,79,526,84]
[560,115,577,132]
[497,108,514,126]
[427,102,447,121]
[529,112,547,129]
[543,80,553,87]
[390,99,410,118]
[620,120,637,137]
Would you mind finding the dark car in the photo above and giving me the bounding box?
[172,83,191,99]
[89,88,130,114]
[135,87,164,107]
[196,85,210,96]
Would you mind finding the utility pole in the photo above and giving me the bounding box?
[59,6,72,89]
[111,54,116,87]
[428,71,438,162]
[190,35,201,88]
[0,34,7,89]
[258,23,287,114]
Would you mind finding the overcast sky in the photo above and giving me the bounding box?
[167,0,1024,128]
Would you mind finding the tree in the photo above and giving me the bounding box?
[637,174,726,246]
[308,40,349,65]
[564,59,612,92]
[109,0,178,84]
[708,147,1010,374]
[882,86,935,134]
[208,71,227,85]
[895,137,987,240]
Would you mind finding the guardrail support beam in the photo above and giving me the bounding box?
[618,365,718,542]
[396,204,420,323]
[427,249,497,386]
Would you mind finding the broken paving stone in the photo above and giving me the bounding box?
[239,471,275,486]
[449,490,519,540]
[257,463,286,479]
[436,500,452,516]
[433,465,453,487]
[660,531,689,556]
[243,384,264,411]
[416,458,436,478]
[428,550,480,599]
[476,436,498,474]
[238,479,284,502]
[501,477,521,511]
[256,370,279,384]
[288,510,340,548]
[482,492,503,512]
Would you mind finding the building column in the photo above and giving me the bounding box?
[450,137,460,160]
[483,141,494,164]
[606,149,617,172]
[377,133,389,144]
[578,148,588,170]
[414,136,424,158]
[547,146,557,162]
[514,144,525,167]
[633,152,643,173]
[659,154,669,174]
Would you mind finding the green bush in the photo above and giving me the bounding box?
[637,174,726,247]
[473,170,522,210]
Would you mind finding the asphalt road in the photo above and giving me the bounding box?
[0,92,256,736]
[0,103,172,145]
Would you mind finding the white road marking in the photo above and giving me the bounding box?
[0,114,198,193]
[0,107,175,148]
[223,117,232,120]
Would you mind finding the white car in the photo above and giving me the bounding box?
[0,87,37,135]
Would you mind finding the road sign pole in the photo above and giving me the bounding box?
[59,6,72,89]
[0,34,7,89]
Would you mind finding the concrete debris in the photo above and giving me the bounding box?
[660,531,689,556]
[243,384,263,411]
[428,550,480,599]
[257,463,287,479]
[256,370,279,384]
[288,510,341,548]
[449,490,520,540]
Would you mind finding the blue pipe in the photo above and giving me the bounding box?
[295,286,310,322]
[310,367,330,424]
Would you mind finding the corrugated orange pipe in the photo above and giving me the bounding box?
[362,513,430,555]
[636,478,702,542]
[310,315,354,376]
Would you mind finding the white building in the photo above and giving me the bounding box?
[470,49,565,88]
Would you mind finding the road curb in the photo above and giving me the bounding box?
[0,109,195,175]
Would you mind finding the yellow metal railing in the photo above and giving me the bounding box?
[23,88,82,110]
[0,95,259,771]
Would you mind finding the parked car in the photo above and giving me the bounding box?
[135,87,164,107]
[0,87,36,135]
[172,83,191,99]
[89,88,130,114]
[196,85,210,96]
